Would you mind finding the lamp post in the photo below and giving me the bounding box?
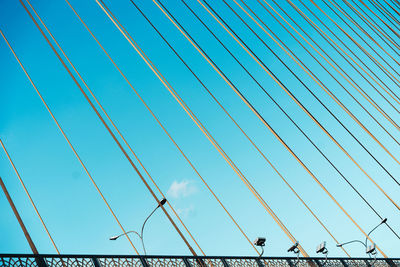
[287,241,300,266]
[253,237,266,257]
[110,198,167,255]
[336,218,387,266]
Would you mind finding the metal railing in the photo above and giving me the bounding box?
[0,254,399,266]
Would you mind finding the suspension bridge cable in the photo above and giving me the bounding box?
[349,0,400,48]
[62,0,258,256]
[95,0,309,257]
[153,0,388,256]
[214,0,400,208]
[130,0,352,257]
[374,0,400,24]
[273,0,400,115]
[313,0,400,99]
[383,0,400,18]
[318,0,400,90]
[26,0,205,256]
[0,137,60,254]
[367,0,400,35]
[19,0,197,256]
[193,0,389,257]
[178,0,400,241]
[266,0,400,135]
[183,0,400,243]
[265,0,400,129]
[294,0,400,109]
[343,0,400,55]
[0,27,141,256]
[318,0,400,83]
[251,0,400,186]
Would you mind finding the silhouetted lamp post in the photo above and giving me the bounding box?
[110,198,167,255]
[337,218,387,266]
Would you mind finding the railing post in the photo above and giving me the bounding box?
[139,256,149,267]
[91,257,101,267]
[287,259,295,267]
[385,259,396,267]
[339,259,348,267]
[182,257,192,267]
[35,255,48,267]
[255,258,264,267]
[220,258,230,267]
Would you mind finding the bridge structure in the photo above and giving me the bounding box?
[1,0,400,262]
[1,254,400,267]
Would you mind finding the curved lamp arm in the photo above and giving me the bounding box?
[110,198,167,255]
[140,198,167,255]
[110,230,141,240]
[365,218,387,249]
[337,240,366,248]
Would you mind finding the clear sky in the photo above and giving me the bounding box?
[1,0,400,258]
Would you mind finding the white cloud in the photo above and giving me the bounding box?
[167,180,197,199]
[176,205,195,218]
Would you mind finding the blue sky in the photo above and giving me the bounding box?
[1,0,400,258]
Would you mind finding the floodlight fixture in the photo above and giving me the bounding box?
[287,241,299,253]
[254,237,266,257]
[366,243,376,254]
[316,242,328,267]
[316,241,328,254]
[288,241,300,267]
[254,237,266,247]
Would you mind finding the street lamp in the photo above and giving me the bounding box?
[336,218,387,266]
[287,241,300,266]
[253,237,266,257]
[316,241,328,266]
[109,198,167,255]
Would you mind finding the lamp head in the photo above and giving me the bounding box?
[366,243,376,254]
[253,237,266,247]
[381,218,387,224]
[288,241,299,253]
[336,243,343,247]
[159,198,167,206]
[316,241,327,254]
[109,235,119,241]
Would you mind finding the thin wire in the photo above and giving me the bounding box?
[132,0,351,257]
[275,0,400,135]
[250,0,400,191]
[20,0,197,256]
[0,25,140,255]
[318,0,400,83]
[384,0,400,17]
[214,0,400,210]
[195,0,389,256]
[344,0,400,52]
[157,0,380,257]
[96,0,308,257]
[274,0,400,114]
[367,0,400,35]
[343,0,400,64]
[374,0,400,24]
[180,0,400,241]
[75,0,258,253]
[294,0,400,110]
[247,1,400,193]
[267,0,400,137]
[32,0,206,256]
[0,137,60,254]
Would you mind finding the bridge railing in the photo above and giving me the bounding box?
[0,254,399,266]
